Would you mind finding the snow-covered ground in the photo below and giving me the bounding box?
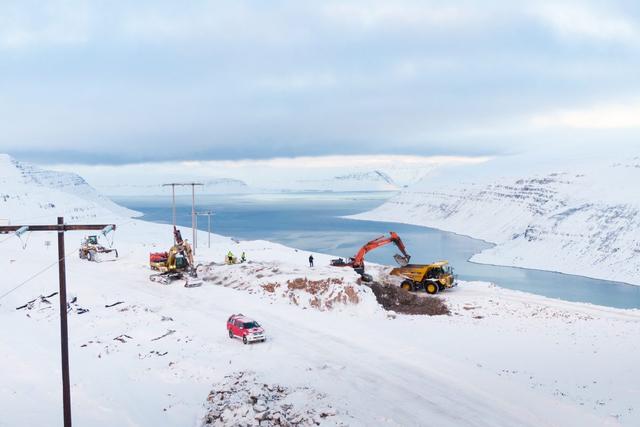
[2,155,640,426]
[351,156,640,286]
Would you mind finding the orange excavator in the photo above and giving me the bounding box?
[331,232,411,281]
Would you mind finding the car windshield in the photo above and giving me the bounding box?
[243,322,259,329]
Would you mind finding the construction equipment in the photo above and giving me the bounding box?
[390,261,457,294]
[149,226,202,286]
[331,232,411,280]
[79,235,118,262]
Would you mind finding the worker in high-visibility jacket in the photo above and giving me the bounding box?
[227,251,235,264]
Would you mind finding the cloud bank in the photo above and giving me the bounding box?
[0,0,638,164]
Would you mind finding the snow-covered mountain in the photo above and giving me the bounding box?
[0,154,138,223]
[46,156,482,195]
[293,170,399,192]
[352,156,640,286]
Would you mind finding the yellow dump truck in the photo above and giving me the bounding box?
[390,261,457,294]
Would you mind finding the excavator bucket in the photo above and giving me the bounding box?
[393,254,411,267]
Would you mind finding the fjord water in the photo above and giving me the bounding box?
[114,193,640,310]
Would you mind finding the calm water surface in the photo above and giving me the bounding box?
[114,192,640,310]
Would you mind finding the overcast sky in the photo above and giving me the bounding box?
[1,0,639,165]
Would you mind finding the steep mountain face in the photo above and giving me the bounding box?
[352,157,640,285]
[0,154,137,223]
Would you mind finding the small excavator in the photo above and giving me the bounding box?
[331,232,411,281]
[149,226,202,287]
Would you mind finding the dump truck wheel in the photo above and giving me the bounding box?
[425,282,439,295]
[401,281,413,292]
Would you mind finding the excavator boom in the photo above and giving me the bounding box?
[331,232,411,274]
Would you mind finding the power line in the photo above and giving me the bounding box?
[0,247,75,302]
[0,234,14,245]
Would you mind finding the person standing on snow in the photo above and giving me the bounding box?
[240,252,246,263]
[227,251,234,264]
[308,254,314,267]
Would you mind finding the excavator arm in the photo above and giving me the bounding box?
[350,232,411,268]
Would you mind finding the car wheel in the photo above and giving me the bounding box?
[242,336,248,345]
[228,330,233,339]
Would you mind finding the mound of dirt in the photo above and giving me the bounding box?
[368,282,450,316]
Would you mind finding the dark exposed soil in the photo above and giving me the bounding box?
[368,281,450,316]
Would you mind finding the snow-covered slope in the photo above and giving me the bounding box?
[352,156,640,285]
[1,220,638,426]
[0,154,138,223]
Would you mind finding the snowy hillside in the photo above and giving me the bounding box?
[0,154,138,223]
[352,157,640,286]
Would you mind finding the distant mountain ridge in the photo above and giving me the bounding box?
[100,177,250,196]
[294,169,399,192]
[334,170,396,185]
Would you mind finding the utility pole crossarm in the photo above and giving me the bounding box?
[0,224,116,234]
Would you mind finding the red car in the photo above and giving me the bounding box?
[227,314,266,344]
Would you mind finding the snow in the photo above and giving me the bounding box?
[351,156,640,286]
[1,154,639,426]
[0,154,138,222]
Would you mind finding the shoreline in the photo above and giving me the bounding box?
[347,210,640,288]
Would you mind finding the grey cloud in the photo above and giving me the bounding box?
[1,0,639,164]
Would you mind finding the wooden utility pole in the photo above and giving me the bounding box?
[162,183,179,233]
[195,211,213,248]
[0,217,116,427]
[162,183,203,251]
